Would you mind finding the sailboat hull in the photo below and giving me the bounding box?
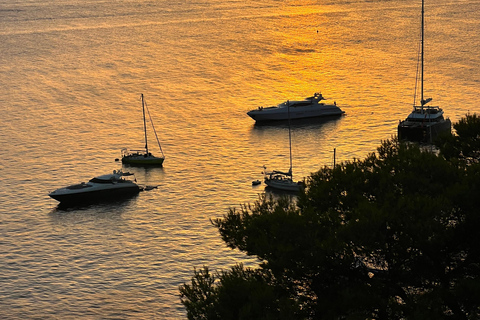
[122,154,165,166]
[264,178,303,192]
[264,170,304,192]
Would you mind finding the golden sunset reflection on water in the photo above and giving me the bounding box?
[1,0,479,318]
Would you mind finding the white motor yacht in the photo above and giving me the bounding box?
[247,92,344,122]
[49,170,141,204]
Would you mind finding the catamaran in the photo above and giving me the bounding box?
[398,0,451,142]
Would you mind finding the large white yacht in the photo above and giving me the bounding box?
[247,92,344,122]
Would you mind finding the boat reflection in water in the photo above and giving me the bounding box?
[48,170,141,205]
[247,92,344,123]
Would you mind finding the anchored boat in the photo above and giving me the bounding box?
[49,170,140,204]
[264,102,304,192]
[122,94,165,166]
[398,0,451,142]
[247,92,344,123]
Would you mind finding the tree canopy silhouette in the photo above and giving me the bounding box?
[180,114,480,320]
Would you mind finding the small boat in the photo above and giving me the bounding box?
[247,92,344,122]
[122,94,165,166]
[252,180,261,186]
[264,104,304,192]
[264,169,304,192]
[49,170,141,204]
[398,0,451,142]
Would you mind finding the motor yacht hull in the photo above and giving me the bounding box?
[49,171,141,205]
[248,104,344,122]
[49,184,140,204]
[247,93,344,123]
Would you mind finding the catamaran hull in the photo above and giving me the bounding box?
[248,106,344,122]
[398,119,451,142]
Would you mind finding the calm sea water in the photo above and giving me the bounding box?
[1,0,479,318]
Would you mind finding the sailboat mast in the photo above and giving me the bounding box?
[141,94,149,154]
[287,101,293,175]
[421,0,425,110]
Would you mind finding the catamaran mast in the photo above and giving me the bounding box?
[421,0,425,110]
[141,93,149,154]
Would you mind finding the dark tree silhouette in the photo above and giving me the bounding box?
[181,115,480,320]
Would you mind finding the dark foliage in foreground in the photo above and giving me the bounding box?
[180,114,480,320]
[435,113,480,165]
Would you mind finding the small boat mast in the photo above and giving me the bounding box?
[141,93,149,155]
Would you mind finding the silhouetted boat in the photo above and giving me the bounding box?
[264,103,304,192]
[247,92,344,122]
[252,180,261,186]
[122,94,165,165]
[49,170,140,204]
[398,0,451,142]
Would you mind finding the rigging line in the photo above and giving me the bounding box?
[413,0,424,109]
[287,100,293,176]
[414,37,422,108]
[144,99,165,157]
[141,94,148,153]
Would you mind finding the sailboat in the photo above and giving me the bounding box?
[121,94,165,166]
[398,0,451,142]
[264,102,304,192]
